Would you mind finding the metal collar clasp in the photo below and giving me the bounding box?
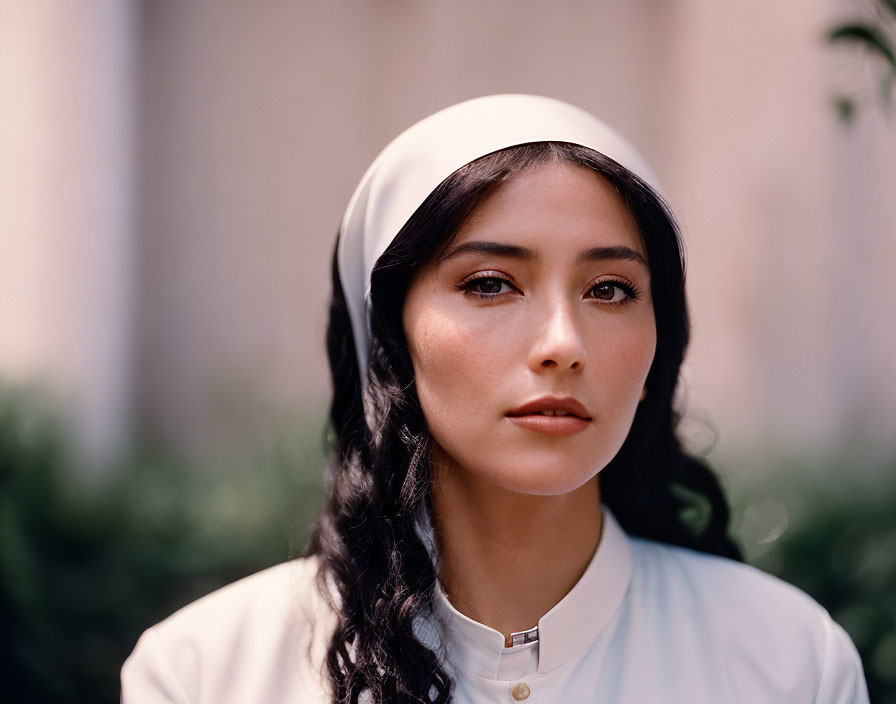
[509,625,539,647]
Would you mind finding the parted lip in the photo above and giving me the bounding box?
[506,396,592,420]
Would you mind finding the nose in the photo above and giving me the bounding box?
[527,298,587,373]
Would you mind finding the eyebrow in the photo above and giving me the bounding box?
[439,240,649,271]
[576,246,649,270]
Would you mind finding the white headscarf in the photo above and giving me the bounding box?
[337,94,663,388]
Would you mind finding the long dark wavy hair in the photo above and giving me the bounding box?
[305,141,742,704]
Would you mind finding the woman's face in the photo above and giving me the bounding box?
[402,161,656,496]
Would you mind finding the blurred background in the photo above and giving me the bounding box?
[1,0,894,701]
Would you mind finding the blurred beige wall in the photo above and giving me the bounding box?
[0,0,137,469]
[1,0,894,469]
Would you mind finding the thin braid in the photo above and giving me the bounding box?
[306,252,452,703]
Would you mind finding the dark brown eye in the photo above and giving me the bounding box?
[589,281,633,304]
[592,282,619,300]
[460,274,517,298]
[474,277,505,294]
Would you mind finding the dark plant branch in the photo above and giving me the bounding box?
[827,2,896,122]
[829,24,896,71]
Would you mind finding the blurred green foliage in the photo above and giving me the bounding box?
[0,384,325,703]
[1,385,894,702]
[730,460,896,703]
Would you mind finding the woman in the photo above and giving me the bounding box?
[122,95,868,703]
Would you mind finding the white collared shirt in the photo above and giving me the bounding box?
[121,509,869,703]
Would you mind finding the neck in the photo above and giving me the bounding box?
[431,463,603,647]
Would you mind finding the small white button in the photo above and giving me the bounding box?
[511,682,530,701]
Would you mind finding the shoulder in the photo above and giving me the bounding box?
[121,555,336,704]
[147,556,324,638]
[625,538,868,702]
[629,536,819,619]
[627,537,827,653]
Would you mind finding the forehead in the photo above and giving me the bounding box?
[450,161,645,256]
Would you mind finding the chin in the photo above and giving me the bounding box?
[429,434,616,497]
[500,478,595,497]
[475,457,606,497]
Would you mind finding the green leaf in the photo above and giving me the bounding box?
[828,23,896,73]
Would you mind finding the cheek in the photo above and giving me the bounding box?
[593,317,656,391]
[407,309,496,411]
[625,325,657,378]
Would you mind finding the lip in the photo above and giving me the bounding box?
[506,396,592,419]
[506,396,592,436]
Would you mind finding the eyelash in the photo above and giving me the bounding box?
[458,272,641,307]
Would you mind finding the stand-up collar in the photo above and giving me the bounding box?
[430,506,632,680]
